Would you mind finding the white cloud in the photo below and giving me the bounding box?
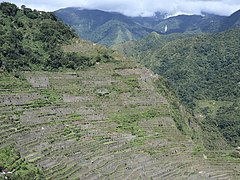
[2,0,240,16]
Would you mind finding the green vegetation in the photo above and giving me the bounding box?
[54,8,152,46]
[55,7,240,46]
[212,100,240,147]
[0,72,33,94]
[116,28,240,148]
[109,106,169,137]
[0,2,114,72]
[1,2,240,179]
[154,78,193,136]
[0,146,45,180]
[112,32,196,65]
[151,29,240,147]
[25,89,62,109]
[154,29,239,106]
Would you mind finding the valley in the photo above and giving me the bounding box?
[1,2,240,179]
[55,8,240,46]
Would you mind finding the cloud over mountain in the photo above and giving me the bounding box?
[4,0,240,16]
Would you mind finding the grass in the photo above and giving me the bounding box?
[40,89,62,104]
[122,76,140,90]
[0,72,34,94]
[0,145,45,179]
[21,88,62,109]
[109,106,170,139]
[1,56,239,179]
[192,145,205,155]
[129,137,148,147]
[62,125,83,141]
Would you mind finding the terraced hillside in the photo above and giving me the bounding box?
[1,49,240,179]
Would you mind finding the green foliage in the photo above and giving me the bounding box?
[150,29,240,147]
[0,2,107,72]
[123,76,140,90]
[112,32,196,66]
[118,27,240,148]
[152,29,240,107]
[109,107,169,137]
[64,52,93,69]
[154,78,192,135]
[0,72,33,94]
[23,8,38,19]
[213,100,240,146]
[192,145,205,155]
[0,146,45,180]
[0,2,116,72]
[110,112,146,137]
[0,2,18,16]
[54,8,152,46]
[26,89,62,108]
[62,125,83,141]
[200,117,229,150]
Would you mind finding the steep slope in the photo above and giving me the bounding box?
[149,29,240,107]
[220,9,240,31]
[1,3,240,179]
[115,28,240,149]
[112,32,163,59]
[0,3,114,73]
[55,7,240,46]
[112,32,195,64]
[2,50,240,179]
[150,29,240,148]
[153,14,225,34]
[54,8,154,46]
[0,3,76,72]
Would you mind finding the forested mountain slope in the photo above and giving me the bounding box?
[3,51,240,179]
[54,8,154,46]
[55,7,240,46]
[220,9,240,31]
[114,28,240,149]
[1,2,240,180]
[0,3,114,73]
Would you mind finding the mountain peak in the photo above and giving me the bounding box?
[55,7,240,45]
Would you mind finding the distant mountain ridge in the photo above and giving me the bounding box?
[55,8,240,46]
[1,3,240,179]
[220,9,240,31]
[153,14,225,33]
[54,8,156,46]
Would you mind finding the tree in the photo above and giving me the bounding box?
[0,2,18,16]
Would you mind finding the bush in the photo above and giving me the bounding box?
[0,2,18,16]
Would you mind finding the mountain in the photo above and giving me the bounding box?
[151,10,240,34]
[55,7,240,46]
[114,28,240,149]
[0,4,114,73]
[220,9,240,31]
[55,8,240,46]
[153,14,225,34]
[2,2,240,179]
[112,32,196,64]
[131,12,166,28]
[54,8,220,46]
[54,8,155,46]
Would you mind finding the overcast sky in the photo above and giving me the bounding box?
[2,0,240,17]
